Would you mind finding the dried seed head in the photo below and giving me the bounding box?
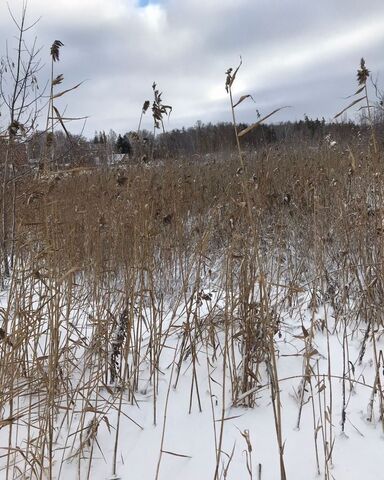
[142,100,150,114]
[50,40,64,62]
[357,58,369,85]
[52,74,64,86]
[151,82,172,130]
[8,120,24,136]
[225,68,233,92]
[225,57,242,92]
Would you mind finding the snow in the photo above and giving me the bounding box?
[1,276,384,480]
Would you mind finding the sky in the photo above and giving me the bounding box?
[0,0,384,138]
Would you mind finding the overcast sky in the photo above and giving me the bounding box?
[1,0,384,138]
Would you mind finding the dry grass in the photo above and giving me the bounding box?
[0,25,383,475]
[0,133,383,479]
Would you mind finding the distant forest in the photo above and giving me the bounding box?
[91,115,384,158]
[20,115,383,167]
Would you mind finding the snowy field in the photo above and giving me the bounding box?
[1,263,383,480]
[1,157,384,480]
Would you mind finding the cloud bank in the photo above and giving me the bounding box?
[0,0,383,136]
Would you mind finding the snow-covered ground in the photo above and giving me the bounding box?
[1,271,383,480]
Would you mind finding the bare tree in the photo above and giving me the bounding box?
[0,1,46,278]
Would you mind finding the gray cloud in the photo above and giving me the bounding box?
[1,0,384,137]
